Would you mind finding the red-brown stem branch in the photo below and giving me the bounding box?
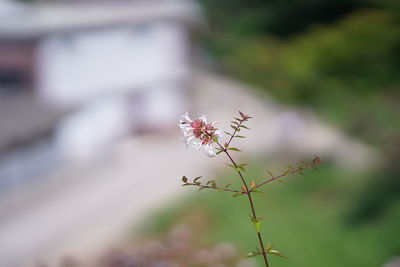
[183,182,244,193]
[250,161,325,192]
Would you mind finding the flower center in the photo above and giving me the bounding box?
[190,119,217,145]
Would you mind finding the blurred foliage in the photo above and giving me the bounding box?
[205,7,400,145]
[199,0,400,241]
[347,139,400,225]
[202,0,370,37]
[223,10,400,143]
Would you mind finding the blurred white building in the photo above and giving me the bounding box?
[0,0,202,186]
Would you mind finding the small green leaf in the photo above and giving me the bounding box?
[228,147,241,152]
[288,165,295,170]
[226,164,236,168]
[244,252,258,258]
[211,182,217,188]
[193,176,202,183]
[232,192,243,197]
[253,189,265,194]
[265,243,287,258]
[267,170,274,178]
[235,135,246,138]
[225,183,232,188]
[206,180,215,185]
[253,221,262,233]
[240,125,250,130]
[216,150,223,155]
[236,166,245,172]
[268,249,287,258]
[231,125,238,131]
[224,131,233,136]
[198,187,205,191]
[182,176,188,183]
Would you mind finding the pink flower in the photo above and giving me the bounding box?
[178,112,222,157]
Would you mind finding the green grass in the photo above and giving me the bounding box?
[141,161,400,266]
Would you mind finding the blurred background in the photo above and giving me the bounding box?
[0,0,399,266]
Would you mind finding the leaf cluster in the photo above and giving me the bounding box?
[217,111,253,155]
[249,156,325,192]
[245,242,286,259]
[181,176,242,193]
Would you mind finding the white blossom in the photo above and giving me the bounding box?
[178,112,222,158]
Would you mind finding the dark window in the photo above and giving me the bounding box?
[0,69,27,93]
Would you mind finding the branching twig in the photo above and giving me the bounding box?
[182,182,244,193]
[250,159,325,193]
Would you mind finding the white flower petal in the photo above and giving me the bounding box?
[191,141,202,150]
[204,145,216,158]
[185,136,194,145]
[181,112,192,122]
[178,122,187,129]
[199,114,207,123]
[178,112,220,158]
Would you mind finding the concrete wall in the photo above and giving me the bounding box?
[36,22,190,106]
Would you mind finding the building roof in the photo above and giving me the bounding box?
[0,0,203,41]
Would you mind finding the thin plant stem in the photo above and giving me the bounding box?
[217,142,270,267]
